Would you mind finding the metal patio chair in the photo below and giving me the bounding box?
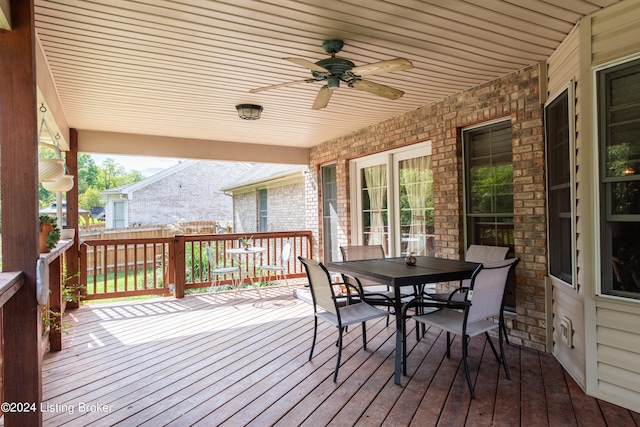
[207,245,240,299]
[258,240,292,291]
[402,257,519,398]
[299,256,390,382]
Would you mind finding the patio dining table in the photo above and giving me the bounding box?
[325,256,480,385]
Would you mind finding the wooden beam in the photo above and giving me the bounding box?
[0,0,42,425]
[77,130,310,165]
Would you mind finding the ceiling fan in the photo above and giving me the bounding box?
[249,40,413,110]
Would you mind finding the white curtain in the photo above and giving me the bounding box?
[401,156,432,255]
[363,165,387,246]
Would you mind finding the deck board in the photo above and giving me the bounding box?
[32,286,640,426]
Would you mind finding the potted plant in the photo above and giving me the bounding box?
[239,235,253,250]
[39,213,60,253]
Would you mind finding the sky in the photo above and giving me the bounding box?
[89,154,185,177]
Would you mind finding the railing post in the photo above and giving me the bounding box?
[79,242,88,302]
[48,254,63,352]
[174,235,186,298]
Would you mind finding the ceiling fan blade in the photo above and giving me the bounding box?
[351,58,413,76]
[312,86,333,110]
[350,80,404,100]
[284,57,329,73]
[249,79,313,93]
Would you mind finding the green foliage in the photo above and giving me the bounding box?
[78,154,100,193]
[79,187,103,211]
[39,183,57,208]
[468,164,514,214]
[39,214,60,249]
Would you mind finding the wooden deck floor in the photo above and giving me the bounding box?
[41,286,640,427]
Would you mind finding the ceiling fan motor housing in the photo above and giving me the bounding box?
[312,57,356,83]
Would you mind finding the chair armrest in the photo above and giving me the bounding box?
[402,296,470,318]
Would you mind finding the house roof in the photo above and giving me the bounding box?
[221,163,307,192]
[101,160,198,196]
[32,1,625,164]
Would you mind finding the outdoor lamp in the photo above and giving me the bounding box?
[235,104,263,120]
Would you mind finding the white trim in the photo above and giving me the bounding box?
[349,141,432,256]
[591,53,640,298]
[544,80,577,289]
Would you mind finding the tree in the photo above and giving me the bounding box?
[79,187,102,211]
[78,154,100,193]
[97,158,127,190]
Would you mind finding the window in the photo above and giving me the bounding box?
[258,189,268,232]
[464,121,514,249]
[545,86,575,286]
[597,57,640,298]
[351,142,433,257]
[322,164,339,262]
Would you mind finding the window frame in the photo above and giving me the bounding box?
[321,163,339,262]
[257,188,268,232]
[544,82,576,288]
[595,54,640,299]
[462,118,514,250]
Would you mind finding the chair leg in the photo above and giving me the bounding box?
[498,325,511,380]
[334,327,344,382]
[209,274,221,302]
[500,310,510,345]
[462,335,476,399]
[361,322,367,350]
[309,316,318,361]
[446,331,451,358]
[402,317,409,376]
[485,331,501,362]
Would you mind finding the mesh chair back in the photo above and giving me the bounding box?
[206,245,215,268]
[465,245,509,263]
[281,241,292,264]
[466,257,519,323]
[340,245,385,261]
[339,245,386,288]
[299,257,338,315]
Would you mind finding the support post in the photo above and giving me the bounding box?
[0,0,43,425]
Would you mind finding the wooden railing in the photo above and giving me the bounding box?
[40,238,75,353]
[80,231,313,301]
[0,271,25,408]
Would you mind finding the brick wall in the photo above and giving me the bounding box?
[233,179,305,233]
[128,161,243,227]
[308,64,548,351]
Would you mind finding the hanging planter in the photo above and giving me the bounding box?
[42,174,74,192]
[38,158,65,183]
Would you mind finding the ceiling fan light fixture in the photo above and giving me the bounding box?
[327,76,340,90]
[235,104,263,120]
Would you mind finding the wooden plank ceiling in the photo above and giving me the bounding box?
[34,0,621,150]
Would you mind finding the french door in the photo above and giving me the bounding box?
[350,142,433,257]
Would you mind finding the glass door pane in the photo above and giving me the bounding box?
[398,155,434,256]
[361,164,389,254]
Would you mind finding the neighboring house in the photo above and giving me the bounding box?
[39,202,90,226]
[221,164,307,233]
[101,160,251,228]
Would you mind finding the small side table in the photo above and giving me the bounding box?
[227,247,266,296]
